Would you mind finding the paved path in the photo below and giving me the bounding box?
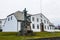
[28,37,60,40]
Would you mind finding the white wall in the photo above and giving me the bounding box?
[31,14,41,32]
[42,15,49,31]
[31,13,50,32]
[3,15,17,32]
[2,13,54,32]
[40,14,51,32]
[17,22,21,32]
[46,26,55,32]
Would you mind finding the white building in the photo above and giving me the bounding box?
[47,22,55,32]
[31,13,55,32]
[3,11,24,32]
[3,11,55,32]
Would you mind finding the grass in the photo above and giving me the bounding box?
[0,32,26,40]
[0,32,60,40]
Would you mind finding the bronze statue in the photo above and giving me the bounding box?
[19,8,33,36]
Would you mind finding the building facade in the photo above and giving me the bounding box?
[2,11,55,32]
[3,11,24,32]
[30,13,53,32]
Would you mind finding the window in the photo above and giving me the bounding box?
[41,15,42,18]
[47,21,48,24]
[0,21,2,24]
[0,25,1,27]
[50,27,51,29]
[8,18,9,21]
[47,27,49,30]
[41,19,42,22]
[45,25,46,29]
[44,20,46,23]
[32,24,35,29]
[32,17,34,21]
[0,25,1,29]
[37,18,39,22]
[11,16,12,20]
[37,24,39,29]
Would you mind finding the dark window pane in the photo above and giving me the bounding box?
[37,18,39,22]
[41,15,42,18]
[45,25,46,29]
[0,21,2,24]
[32,24,35,29]
[11,16,12,20]
[47,21,48,24]
[48,27,49,30]
[37,24,39,29]
[0,25,1,29]
[41,19,42,22]
[32,17,34,21]
[50,27,51,29]
[44,20,46,23]
[8,18,9,21]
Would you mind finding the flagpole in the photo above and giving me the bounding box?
[40,0,42,13]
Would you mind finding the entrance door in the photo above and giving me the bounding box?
[40,23,44,32]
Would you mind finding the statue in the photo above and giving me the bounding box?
[19,8,33,36]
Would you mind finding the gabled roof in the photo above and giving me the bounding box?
[14,11,24,21]
[31,13,49,21]
[7,11,31,21]
[7,11,24,21]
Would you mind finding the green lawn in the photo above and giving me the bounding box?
[0,32,60,40]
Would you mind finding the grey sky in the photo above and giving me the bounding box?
[0,0,60,26]
[42,0,60,26]
[0,0,40,18]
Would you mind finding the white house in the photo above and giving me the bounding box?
[3,11,55,32]
[3,11,25,32]
[30,13,55,32]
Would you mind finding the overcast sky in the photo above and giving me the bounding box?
[0,0,60,26]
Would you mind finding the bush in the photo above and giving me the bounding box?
[0,29,2,32]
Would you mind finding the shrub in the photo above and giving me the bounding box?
[0,29,2,32]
